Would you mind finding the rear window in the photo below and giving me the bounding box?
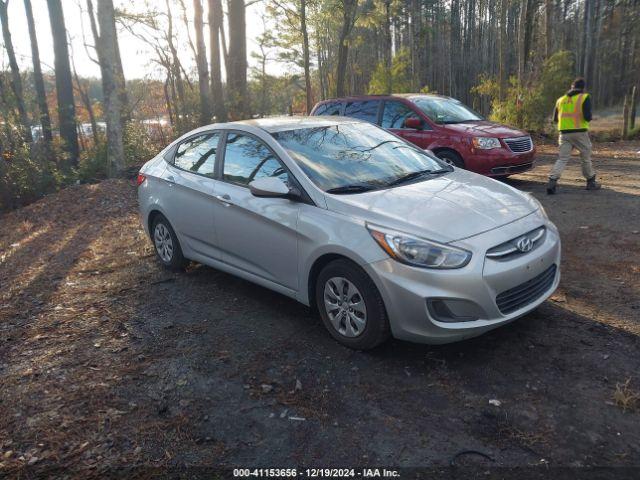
[314,102,342,116]
[343,100,380,123]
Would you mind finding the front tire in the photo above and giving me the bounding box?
[436,150,465,169]
[315,259,390,350]
[151,214,188,271]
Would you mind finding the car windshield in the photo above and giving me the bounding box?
[412,97,483,124]
[271,122,450,192]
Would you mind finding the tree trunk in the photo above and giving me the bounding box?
[583,0,598,83]
[0,1,33,143]
[227,0,247,119]
[88,0,125,174]
[630,85,637,131]
[193,0,212,124]
[517,0,529,82]
[545,0,553,57]
[166,0,187,130]
[208,0,227,122]
[622,94,629,139]
[383,0,392,93]
[47,0,79,164]
[98,0,126,174]
[24,0,52,144]
[300,0,313,114]
[336,0,358,97]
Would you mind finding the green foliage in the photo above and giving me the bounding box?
[123,122,162,166]
[472,51,575,132]
[78,122,162,183]
[0,123,65,211]
[368,48,414,94]
[78,139,108,183]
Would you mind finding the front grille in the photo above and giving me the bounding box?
[486,226,546,259]
[495,265,557,315]
[504,136,533,153]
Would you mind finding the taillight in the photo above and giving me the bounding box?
[136,173,146,186]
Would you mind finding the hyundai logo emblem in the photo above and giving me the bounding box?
[516,236,534,253]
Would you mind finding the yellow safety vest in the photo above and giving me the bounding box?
[556,93,590,131]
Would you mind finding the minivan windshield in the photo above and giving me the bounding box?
[411,96,483,124]
[271,122,450,193]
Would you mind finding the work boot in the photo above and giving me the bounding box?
[546,178,558,195]
[586,176,601,191]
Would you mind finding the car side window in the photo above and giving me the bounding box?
[344,100,379,123]
[223,133,289,186]
[381,101,418,129]
[315,102,342,116]
[173,132,220,177]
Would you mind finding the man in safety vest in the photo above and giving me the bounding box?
[547,77,601,194]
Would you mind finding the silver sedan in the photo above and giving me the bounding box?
[138,117,560,349]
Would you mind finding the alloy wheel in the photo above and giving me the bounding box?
[154,223,174,263]
[323,276,367,337]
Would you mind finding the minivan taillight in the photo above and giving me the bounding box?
[136,173,146,186]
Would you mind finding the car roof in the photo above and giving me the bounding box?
[317,93,451,103]
[236,115,360,133]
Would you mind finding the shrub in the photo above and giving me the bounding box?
[368,48,414,94]
[0,117,75,211]
[123,121,162,167]
[472,51,575,133]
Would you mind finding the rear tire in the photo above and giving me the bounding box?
[436,150,465,169]
[315,259,390,350]
[151,214,188,271]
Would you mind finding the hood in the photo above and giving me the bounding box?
[440,120,528,139]
[325,169,539,243]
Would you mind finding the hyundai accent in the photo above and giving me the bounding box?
[138,117,560,349]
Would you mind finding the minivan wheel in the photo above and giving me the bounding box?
[436,150,465,169]
[315,259,390,350]
[152,214,187,271]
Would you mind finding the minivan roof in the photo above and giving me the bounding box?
[316,93,451,103]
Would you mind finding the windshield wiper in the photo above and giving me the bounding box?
[387,169,449,187]
[326,184,375,194]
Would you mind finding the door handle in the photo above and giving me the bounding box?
[165,175,175,186]
[215,194,234,206]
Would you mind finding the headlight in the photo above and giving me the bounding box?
[472,137,501,149]
[367,224,472,269]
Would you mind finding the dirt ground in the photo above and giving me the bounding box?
[1,141,639,478]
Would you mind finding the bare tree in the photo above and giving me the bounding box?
[47,0,79,163]
[300,0,313,114]
[194,0,213,124]
[24,0,52,144]
[335,0,358,97]
[0,0,33,142]
[208,0,227,121]
[165,0,188,130]
[227,0,248,119]
[87,0,125,174]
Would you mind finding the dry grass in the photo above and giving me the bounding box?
[614,379,640,413]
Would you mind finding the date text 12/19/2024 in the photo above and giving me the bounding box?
[233,468,401,478]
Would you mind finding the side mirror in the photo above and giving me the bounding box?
[403,117,423,130]
[249,177,291,198]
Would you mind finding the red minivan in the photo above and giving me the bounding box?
[310,94,535,177]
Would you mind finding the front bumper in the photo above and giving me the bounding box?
[364,214,561,344]
[469,148,536,177]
